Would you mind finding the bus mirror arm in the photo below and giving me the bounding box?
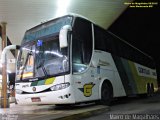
[1,45,20,64]
[62,56,68,71]
[92,59,99,68]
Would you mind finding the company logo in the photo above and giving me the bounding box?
[79,82,95,97]
[32,87,36,92]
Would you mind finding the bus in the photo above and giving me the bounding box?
[15,14,158,105]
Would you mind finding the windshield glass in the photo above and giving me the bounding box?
[17,44,35,80]
[17,35,69,81]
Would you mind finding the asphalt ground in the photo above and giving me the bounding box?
[0,103,109,120]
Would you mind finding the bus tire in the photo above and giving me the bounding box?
[147,83,154,97]
[150,84,154,96]
[55,104,72,107]
[100,82,113,105]
[15,99,18,104]
[146,83,150,97]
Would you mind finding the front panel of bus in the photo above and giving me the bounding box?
[15,15,103,105]
[15,16,76,104]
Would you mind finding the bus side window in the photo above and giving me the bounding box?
[94,25,114,53]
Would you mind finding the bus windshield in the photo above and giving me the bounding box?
[17,35,69,81]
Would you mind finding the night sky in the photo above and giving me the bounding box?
[108,0,160,83]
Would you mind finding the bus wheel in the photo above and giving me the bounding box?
[55,104,72,107]
[100,83,113,105]
[15,99,18,104]
[150,84,154,96]
[147,83,154,97]
[146,83,150,97]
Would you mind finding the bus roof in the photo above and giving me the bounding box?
[25,13,95,33]
[23,14,153,60]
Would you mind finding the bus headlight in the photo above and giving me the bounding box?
[50,82,70,91]
[16,89,23,94]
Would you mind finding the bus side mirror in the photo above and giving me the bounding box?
[59,25,72,48]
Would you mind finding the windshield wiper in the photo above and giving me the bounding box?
[36,59,48,76]
[20,52,32,81]
[36,53,48,77]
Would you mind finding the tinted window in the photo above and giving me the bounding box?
[72,17,93,73]
[94,24,155,69]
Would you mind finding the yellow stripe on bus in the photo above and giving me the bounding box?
[45,77,55,85]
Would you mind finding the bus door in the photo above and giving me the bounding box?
[72,17,100,102]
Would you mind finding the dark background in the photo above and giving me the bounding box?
[108,0,160,85]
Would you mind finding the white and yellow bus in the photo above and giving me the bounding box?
[15,14,158,105]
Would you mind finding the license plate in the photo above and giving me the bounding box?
[31,97,41,102]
